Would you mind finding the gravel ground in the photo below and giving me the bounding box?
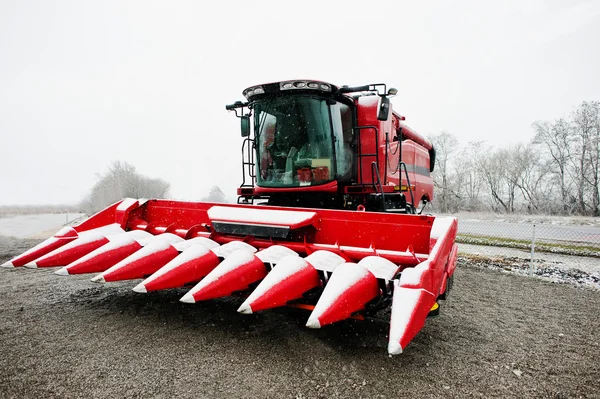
[1,236,599,399]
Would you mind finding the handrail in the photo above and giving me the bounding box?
[240,138,255,188]
[370,161,386,211]
[399,161,415,211]
[354,125,379,187]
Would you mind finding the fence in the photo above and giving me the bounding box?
[451,214,600,277]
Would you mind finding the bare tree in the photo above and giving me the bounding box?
[532,118,572,212]
[479,149,508,212]
[570,101,600,215]
[421,101,599,216]
[512,143,552,213]
[576,101,600,215]
[479,146,528,213]
[591,103,600,215]
[429,132,460,213]
[455,141,485,211]
[81,161,170,214]
[201,186,226,203]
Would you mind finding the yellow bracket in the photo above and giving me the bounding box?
[428,302,440,317]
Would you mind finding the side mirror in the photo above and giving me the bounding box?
[377,96,390,121]
[240,116,250,137]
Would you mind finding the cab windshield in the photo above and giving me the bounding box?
[254,95,353,188]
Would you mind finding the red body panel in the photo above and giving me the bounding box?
[243,262,321,313]
[142,250,221,292]
[308,264,380,328]
[100,244,180,282]
[354,96,434,203]
[123,200,433,262]
[8,237,75,267]
[74,201,131,232]
[254,181,338,195]
[32,236,109,268]
[64,240,142,275]
[388,286,437,354]
[187,255,267,302]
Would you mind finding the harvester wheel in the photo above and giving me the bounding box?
[438,274,454,301]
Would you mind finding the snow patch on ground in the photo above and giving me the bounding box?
[459,243,600,274]
[459,255,600,290]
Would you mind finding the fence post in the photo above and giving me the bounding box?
[529,224,536,277]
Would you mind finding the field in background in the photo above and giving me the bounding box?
[0,204,81,217]
[0,213,85,239]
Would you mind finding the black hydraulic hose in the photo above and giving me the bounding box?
[371,162,386,211]
[326,100,338,178]
[384,132,388,185]
[399,162,415,212]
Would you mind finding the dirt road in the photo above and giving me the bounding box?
[1,236,599,398]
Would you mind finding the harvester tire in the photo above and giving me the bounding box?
[438,274,453,301]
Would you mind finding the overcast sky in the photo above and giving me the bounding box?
[1,0,599,205]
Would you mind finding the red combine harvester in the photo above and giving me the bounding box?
[2,80,458,355]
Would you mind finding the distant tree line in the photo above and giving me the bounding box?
[0,204,80,217]
[201,186,226,203]
[429,101,600,216]
[81,161,170,215]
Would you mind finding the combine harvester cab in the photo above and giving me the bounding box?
[3,198,458,355]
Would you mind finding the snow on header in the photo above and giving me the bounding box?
[116,198,138,212]
[207,206,317,227]
[429,217,455,240]
[358,256,398,281]
[255,245,298,264]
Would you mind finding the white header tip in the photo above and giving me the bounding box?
[24,262,38,269]
[387,341,403,355]
[305,318,321,329]
[132,284,147,293]
[1,261,14,268]
[91,275,105,283]
[54,267,69,276]
[180,293,195,304]
[237,303,253,314]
